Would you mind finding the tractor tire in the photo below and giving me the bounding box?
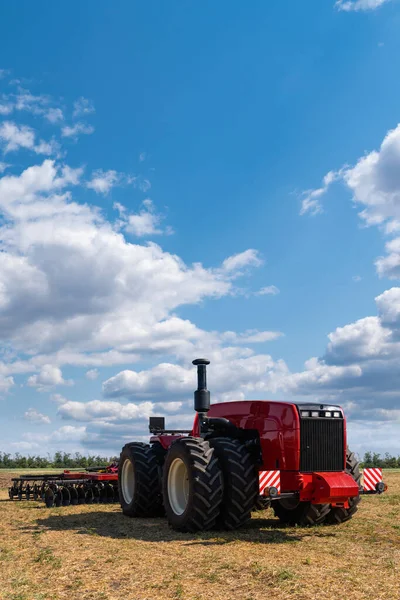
[119,442,163,517]
[209,437,258,530]
[326,448,361,525]
[273,498,330,526]
[162,437,223,532]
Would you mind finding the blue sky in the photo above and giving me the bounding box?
[0,0,399,458]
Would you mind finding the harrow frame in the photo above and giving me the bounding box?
[8,465,119,507]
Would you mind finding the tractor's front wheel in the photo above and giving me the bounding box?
[163,437,223,532]
[326,448,361,524]
[119,442,163,517]
[273,498,330,526]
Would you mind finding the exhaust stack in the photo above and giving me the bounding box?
[193,358,210,414]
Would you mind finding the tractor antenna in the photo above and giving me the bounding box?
[192,359,210,431]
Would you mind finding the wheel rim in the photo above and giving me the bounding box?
[121,458,135,504]
[279,498,300,511]
[168,458,189,516]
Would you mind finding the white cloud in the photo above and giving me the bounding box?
[45,107,64,124]
[125,203,163,236]
[61,122,94,138]
[102,354,289,401]
[0,374,14,395]
[0,87,67,125]
[24,408,51,425]
[300,171,339,216]
[221,330,283,344]
[73,97,95,118]
[11,441,40,451]
[49,425,86,442]
[335,0,391,11]
[27,365,70,391]
[0,121,35,152]
[50,393,69,405]
[255,285,280,296]
[301,124,400,280]
[222,249,263,274]
[22,425,87,446]
[139,152,146,162]
[303,125,400,228]
[115,199,173,237]
[14,89,49,114]
[352,275,362,282]
[58,399,155,422]
[0,121,57,155]
[86,368,99,380]
[278,288,400,425]
[87,169,119,194]
[138,178,151,193]
[0,158,264,375]
[0,162,10,173]
[164,402,183,412]
[0,102,13,115]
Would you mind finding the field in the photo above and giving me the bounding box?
[0,471,399,600]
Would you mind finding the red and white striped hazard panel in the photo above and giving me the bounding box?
[259,470,281,495]
[363,468,383,491]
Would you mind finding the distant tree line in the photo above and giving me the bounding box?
[0,451,117,469]
[1,450,399,469]
[360,452,400,469]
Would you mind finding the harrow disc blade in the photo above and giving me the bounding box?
[99,485,107,503]
[69,486,79,505]
[60,486,71,507]
[54,489,62,507]
[85,487,94,504]
[44,487,55,508]
[92,484,100,504]
[77,486,86,504]
[105,484,115,503]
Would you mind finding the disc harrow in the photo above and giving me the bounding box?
[8,463,119,508]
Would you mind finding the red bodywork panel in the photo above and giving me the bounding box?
[63,471,118,481]
[206,401,303,471]
[151,400,354,505]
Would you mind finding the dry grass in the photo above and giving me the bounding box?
[0,472,399,600]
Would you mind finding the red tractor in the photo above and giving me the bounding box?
[118,359,386,531]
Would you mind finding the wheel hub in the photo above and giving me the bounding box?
[121,458,135,504]
[168,458,189,515]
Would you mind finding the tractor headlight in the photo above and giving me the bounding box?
[301,410,310,417]
[325,411,332,417]
[311,411,319,417]
[333,411,341,418]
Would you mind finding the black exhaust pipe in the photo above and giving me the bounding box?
[192,358,210,413]
[192,358,236,436]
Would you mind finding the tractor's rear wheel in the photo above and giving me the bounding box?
[326,448,361,524]
[209,437,258,530]
[119,442,163,517]
[163,437,223,532]
[273,498,330,526]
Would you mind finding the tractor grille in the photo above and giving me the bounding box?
[299,418,344,472]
